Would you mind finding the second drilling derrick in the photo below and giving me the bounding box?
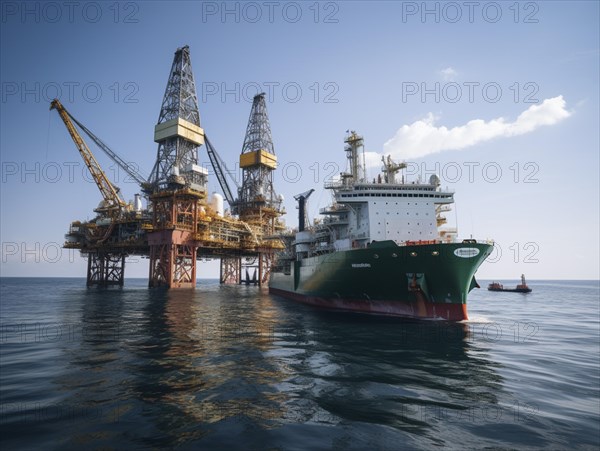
[222,93,284,285]
[234,93,280,221]
[148,45,206,288]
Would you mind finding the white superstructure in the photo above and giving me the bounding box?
[297,131,456,256]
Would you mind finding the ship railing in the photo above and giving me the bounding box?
[401,240,441,246]
[319,205,348,214]
[323,218,349,226]
[324,180,349,190]
[399,238,494,246]
[310,243,335,255]
[457,238,495,245]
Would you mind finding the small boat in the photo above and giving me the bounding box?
[488,274,532,293]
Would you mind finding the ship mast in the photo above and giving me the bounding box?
[344,131,367,183]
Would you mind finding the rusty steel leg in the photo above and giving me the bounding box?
[259,252,274,286]
[148,230,196,288]
[87,252,125,287]
[220,257,241,284]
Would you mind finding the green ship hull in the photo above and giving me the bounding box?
[269,240,493,321]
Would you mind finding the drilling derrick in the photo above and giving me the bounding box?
[223,93,284,285]
[235,93,280,219]
[148,45,206,288]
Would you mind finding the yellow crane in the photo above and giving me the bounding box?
[50,99,126,217]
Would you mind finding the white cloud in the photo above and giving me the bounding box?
[380,96,571,161]
[440,67,458,81]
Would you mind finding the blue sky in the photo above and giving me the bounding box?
[1,1,598,280]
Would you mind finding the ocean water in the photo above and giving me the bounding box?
[0,277,598,450]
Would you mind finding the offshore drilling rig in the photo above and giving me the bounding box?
[54,45,285,288]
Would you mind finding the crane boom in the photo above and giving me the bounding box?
[67,112,148,187]
[50,99,125,215]
[204,135,238,206]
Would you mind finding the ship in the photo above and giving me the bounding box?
[488,275,532,293]
[268,131,494,321]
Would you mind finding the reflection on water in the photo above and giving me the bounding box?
[271,308,506,440]
[2,279,540,449]
[117,285,289,447]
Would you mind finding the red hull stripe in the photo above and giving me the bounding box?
[269,287,468,321]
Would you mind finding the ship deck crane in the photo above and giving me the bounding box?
[50,99,126,216]
[381,155,407,184]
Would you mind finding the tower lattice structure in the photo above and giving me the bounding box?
[149,45,205,191]
[148,45,206,288]
[220,93,284,286]
[234,93,282,226]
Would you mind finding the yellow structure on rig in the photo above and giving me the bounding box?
[239,149,277,169]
